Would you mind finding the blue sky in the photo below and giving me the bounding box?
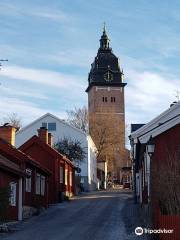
[0,0,180,127]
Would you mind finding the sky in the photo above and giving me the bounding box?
[0,0,180,128]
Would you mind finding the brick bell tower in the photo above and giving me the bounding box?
[86,25,128,183]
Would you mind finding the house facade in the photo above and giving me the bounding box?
[19,127,75,202]
[0,125,50,221]
[130,102,180,239]
[16,113,97,191]
[0,154,24,221]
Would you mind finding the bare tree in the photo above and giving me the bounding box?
[66,106,88,133]
[2,113,22,130]
[89,109,128,175]
[66,105,129,177]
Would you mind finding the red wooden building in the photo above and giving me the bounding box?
[19,127,75,204]
[0,125,51,221]
[152,124,180,240]
[130,102,180,240]
[0,153,24,221]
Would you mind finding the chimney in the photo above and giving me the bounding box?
[48,133,53,147]
[37,127,48,144]
[0,124,16,146]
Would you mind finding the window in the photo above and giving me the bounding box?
[69,172,72,186]
[48,122,56,131]
[9,182,17,206]
[41,176,45,196]
[36,173,46,196]
[42,123,47,128]
[111,97,116,102]
[60,166,64,184]
[36,174,41,195]
[41,122,56,131]
[102,97,107,102]
[65,169,68,185]
[26,169,32,192]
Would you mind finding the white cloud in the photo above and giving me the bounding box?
[48,49,95,68]
[0,96,67,126]
[0,3,69,23]
[0,97,45,124]
[0,65,85,89]
[31,9,68,22]
[0,85,48,100]
[125,69,179,125]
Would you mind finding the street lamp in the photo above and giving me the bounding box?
[146,135,155,207]
[147,136,155,157]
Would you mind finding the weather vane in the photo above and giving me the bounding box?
[175,89,180,102]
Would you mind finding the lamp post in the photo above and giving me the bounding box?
[146,135,155,227]
[147,136,155,157]
[146,136,155,200]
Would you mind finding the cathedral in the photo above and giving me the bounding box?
[86,26,130,184]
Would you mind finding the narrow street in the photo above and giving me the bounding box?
[1,190,148,240]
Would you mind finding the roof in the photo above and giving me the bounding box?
[0,138,51,175]
[16,113,86,136]
[130,101,180,143]
[86,29,126,92]
[131,124,145,133]
[19,135,75,168]
[0,154,24,176]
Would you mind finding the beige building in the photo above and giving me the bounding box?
[86,26,130,183]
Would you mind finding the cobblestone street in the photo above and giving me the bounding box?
[1,190,150,240]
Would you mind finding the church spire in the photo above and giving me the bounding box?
[99,23,110,50]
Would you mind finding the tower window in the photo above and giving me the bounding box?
[111,97,116,102]
[103,97,107,102]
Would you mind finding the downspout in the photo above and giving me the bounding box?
[18,177,23,221]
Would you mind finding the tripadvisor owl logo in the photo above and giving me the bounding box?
[135,227,174,235]
[135,227,143,235]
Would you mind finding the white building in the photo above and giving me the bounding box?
[130,101,180,204]
[16,113,97,191]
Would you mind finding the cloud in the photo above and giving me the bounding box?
[31,9,68,22]
[0,85,48,100]
[0,3,69,23]
[0,96,67,126]
[0,65,85,89]
[48,49,95,68]
[0,97,46,125]
[125,69,179,124]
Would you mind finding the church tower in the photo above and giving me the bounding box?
[86,26,128,182]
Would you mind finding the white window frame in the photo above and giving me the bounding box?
[65,169,68,185]
[36,173,41,195]
[48,122,56,131]
[40,176,45,196]
[9,182,17,206]
[25,169,32,192]
[60,166,63,184]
